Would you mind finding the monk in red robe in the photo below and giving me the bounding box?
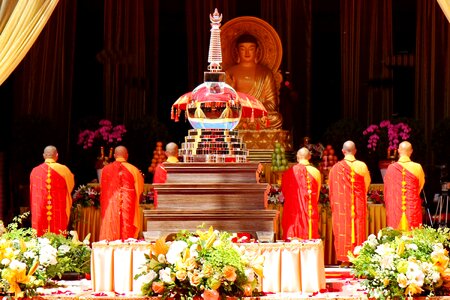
[281,147,321,240]
[153,142,179,208]
[30,145,74,236]
[384,141,425,230]
[329,141,371,263]
[99,146,144,241]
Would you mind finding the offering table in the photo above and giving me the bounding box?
[90,239,326,294]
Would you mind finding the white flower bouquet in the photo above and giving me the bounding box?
[349,226,450,299]
[0,213,91,298]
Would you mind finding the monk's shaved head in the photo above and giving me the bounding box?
[165,142,179,157]
[398,141,413,157]
[43,145,58,160]
[342,140,356,155]
[114,146,129,160]
[297,147,311,162]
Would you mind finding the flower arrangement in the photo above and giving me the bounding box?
[0,213,92,298]
[349,226,450,300]
[367,189,384,204]
[135,227,264,300]
[267,184,284,206]
[77,119,126,149]
[72,185,100,208]
[363,120,411,158]
[41,231,92,279]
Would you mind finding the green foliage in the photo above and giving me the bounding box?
[135,227,263,299]
[0,213,92,298]
[41,232,92,278]
[349,226,450,299]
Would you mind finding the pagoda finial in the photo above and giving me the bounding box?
[208,8,223,72]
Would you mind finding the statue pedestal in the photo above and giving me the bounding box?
[238,129,294,162]
[145,163,278,237]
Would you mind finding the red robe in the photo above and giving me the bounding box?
[384,162,422,229]
[30,160,74,236]
[99,159,144,241]
[152,157,178,208]
[281,164,320,240]
[152,163,167,208]
[329,160,368,262]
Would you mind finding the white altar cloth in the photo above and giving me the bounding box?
[90,239,326,294]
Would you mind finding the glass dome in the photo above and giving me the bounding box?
[186,80,242,130]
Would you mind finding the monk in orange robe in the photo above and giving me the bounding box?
[281,147,321,240]
[30,145,74,236]
[153,142,179,208]
[329,141,371,263]
[99,146,144,241]
[384,141,425,230]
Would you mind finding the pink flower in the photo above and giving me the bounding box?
[77,120,126,149]
[363,120,411,154]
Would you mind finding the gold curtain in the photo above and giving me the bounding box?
[0,0,60,85]
[437,0,450,23]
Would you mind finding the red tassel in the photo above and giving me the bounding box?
[266,118,270,128]
[171,107,175,120]
[175,110,179,122]
[250,109,255,123]
[256,122,260,130]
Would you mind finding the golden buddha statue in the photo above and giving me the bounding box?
[220,16,293,153]
[225,34,283,129]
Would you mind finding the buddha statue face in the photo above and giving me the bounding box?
[234,34,260,64]
[238,42,257,64]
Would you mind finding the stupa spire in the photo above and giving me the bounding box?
[207,8,223,72]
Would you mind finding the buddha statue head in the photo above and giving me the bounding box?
[234,34,261,65]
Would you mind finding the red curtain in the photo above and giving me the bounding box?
[98,0,148,123]
[340,0,393,122]
[415,0,450,144]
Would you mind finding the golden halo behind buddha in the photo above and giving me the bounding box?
[221,16,283,74]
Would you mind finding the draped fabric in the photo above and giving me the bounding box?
[340,0,393,122]
[281,164,320,240]
[11,0,76,142]
[415,0,450,145]
[0,0,60,85]
[329,160,368,262]
[437,0,450,23]
[99,0,148,123]
[384,162,423,229]
[99,160,144,241]
[30,161,74,236]
[261,0,311,138]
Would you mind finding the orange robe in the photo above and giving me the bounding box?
[99,158,144,241]
[30,159,74,236]
[329,156,370,262]
[384,158,425,230]
[152,156,178,208]
[281,162,321,240]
